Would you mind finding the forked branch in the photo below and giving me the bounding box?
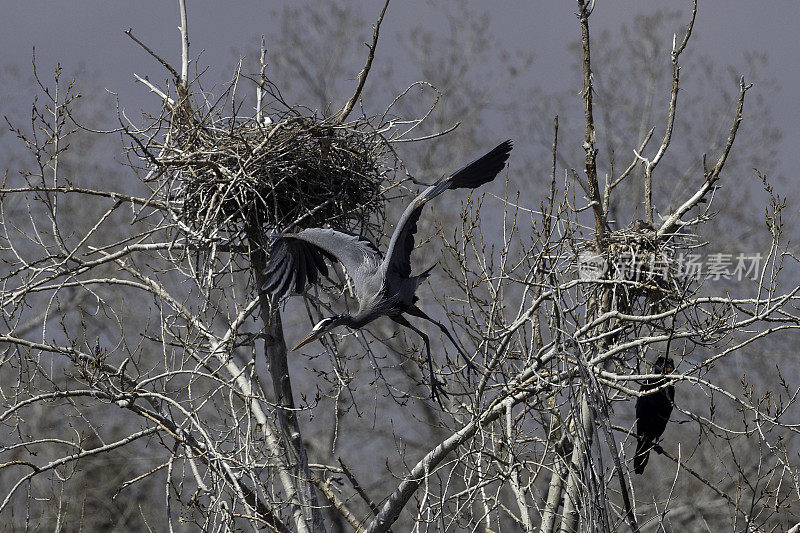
[658,77,750,236]
[642,0,697,224]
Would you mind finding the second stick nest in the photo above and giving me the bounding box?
[577,221,686,310]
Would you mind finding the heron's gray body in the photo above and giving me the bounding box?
[280,227,432,326]
[262,140,513,401]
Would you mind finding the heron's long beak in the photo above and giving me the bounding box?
[291,330,322,351]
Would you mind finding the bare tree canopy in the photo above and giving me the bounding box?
[1,1,798,532]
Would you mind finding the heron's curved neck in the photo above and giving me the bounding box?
[337,313,371,329]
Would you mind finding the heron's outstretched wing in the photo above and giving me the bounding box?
[262,228,384,303]
[383,140,513,277]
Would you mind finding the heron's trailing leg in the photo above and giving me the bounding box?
[391,315,447,406]
[406,305,480,379]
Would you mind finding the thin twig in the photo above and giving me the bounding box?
[337,0,390,123]
[178,0,189,83]
[125,29,181,83]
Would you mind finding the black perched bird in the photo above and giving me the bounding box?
[262,141,513,402]
[634,356,675,474]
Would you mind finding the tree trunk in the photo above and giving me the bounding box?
[248,226,326,533]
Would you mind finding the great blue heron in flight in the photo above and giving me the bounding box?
[262,140,513,401]
[634,356,675,474]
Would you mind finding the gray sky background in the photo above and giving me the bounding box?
[1,1,798,200]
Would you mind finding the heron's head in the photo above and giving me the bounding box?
[291,316,344,351]
[653,356,675,374]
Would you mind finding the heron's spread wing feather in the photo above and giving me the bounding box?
[383,140,513,277]
[294,247,308,293]
[267,253,294,297]
[263,228,383,304]
[446,139,514,189]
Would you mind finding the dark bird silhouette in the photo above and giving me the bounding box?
[262,140,513,402]
[634,356,675,474]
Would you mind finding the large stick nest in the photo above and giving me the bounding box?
[150,103,395,248]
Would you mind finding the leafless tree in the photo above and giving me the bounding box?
[1,1,798,532]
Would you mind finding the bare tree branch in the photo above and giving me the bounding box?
[337,0,390,123]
